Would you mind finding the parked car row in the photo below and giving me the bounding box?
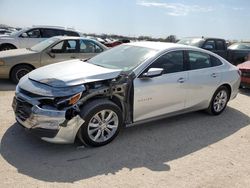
[0,36,108,83]
[87,36,131,48]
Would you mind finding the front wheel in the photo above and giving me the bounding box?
[78,99,123,147]
[10,65,34,84]
[207,86,229,115]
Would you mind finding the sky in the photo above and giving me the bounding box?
[0,0,250,40]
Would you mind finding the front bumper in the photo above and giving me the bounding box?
[12,96,84,144]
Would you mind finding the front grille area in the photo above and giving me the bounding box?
[13,97,33,122]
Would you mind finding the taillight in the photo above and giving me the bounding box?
[237,69,242,76]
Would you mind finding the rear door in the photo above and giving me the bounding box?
[185,50,222,108]
[133,50,188,122]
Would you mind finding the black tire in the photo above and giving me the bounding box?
[78,99,123,147]
[10,65,34,84]
[0,44,16,51]
[207,86,229,115]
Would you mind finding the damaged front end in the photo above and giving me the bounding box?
[12,72,133,144]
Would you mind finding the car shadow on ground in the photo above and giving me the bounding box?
[1,107,249,183]
[0,79,16,91]
[239,88,250,96]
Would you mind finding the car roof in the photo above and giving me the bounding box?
[51,36,96,40]
[180,37,225,41]
[126,41,198,51]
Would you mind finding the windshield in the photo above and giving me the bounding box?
[30,37,60,52]
[88,45,158,71]
[177,38,204,47]
[228,43,250,50]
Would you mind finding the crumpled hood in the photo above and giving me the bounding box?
[0,48,36,58]
[28,59,122,87]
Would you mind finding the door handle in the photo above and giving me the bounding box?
[71,56,76,58]
[211,73,217,78]
[177,77,185,83]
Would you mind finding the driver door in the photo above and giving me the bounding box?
[133,50,188,122]
[41,39,80,66]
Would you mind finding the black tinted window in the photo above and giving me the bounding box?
[188,51,212,70]
[149,51,184,74]
[65,31,79,36]
[41,29,63,38]
[216,40,225,50]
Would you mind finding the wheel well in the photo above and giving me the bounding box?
[0,43,17,49]
[220,84,232,99]
[80,95,123,110]
[9,63,36,79]
[109,96,123,111]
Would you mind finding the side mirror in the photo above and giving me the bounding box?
[21,33,28,38]
[141,68,164,78]
[46,49,55,58]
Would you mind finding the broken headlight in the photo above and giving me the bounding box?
[54,92,82,109]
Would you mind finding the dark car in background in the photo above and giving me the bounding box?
[177,37,227,59]
[178,37,250,65]
[227,43,250,65]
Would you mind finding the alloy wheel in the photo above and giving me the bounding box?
[87,109,119,143]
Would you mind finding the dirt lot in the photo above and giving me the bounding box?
[0,79,250,188]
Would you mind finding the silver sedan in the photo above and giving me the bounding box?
[12,42,241,146]
[0,36,108,83]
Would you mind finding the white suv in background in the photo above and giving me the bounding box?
[0,26,83,51]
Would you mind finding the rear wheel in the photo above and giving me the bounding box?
[10,65,34,84]
[78,99,123,147]
[207,86,229,115]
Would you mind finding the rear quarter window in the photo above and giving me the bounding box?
[211,55,223,66]
[188,51,212,70]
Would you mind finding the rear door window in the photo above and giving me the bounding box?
[80,40,103,53]
[188,51,212,70]
[41,29,63,38]
[51,40,78,53]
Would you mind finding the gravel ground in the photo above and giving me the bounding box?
[0,79,250,188]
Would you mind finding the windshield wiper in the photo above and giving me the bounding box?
[81,58,90,62]
[26,47,36,51]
